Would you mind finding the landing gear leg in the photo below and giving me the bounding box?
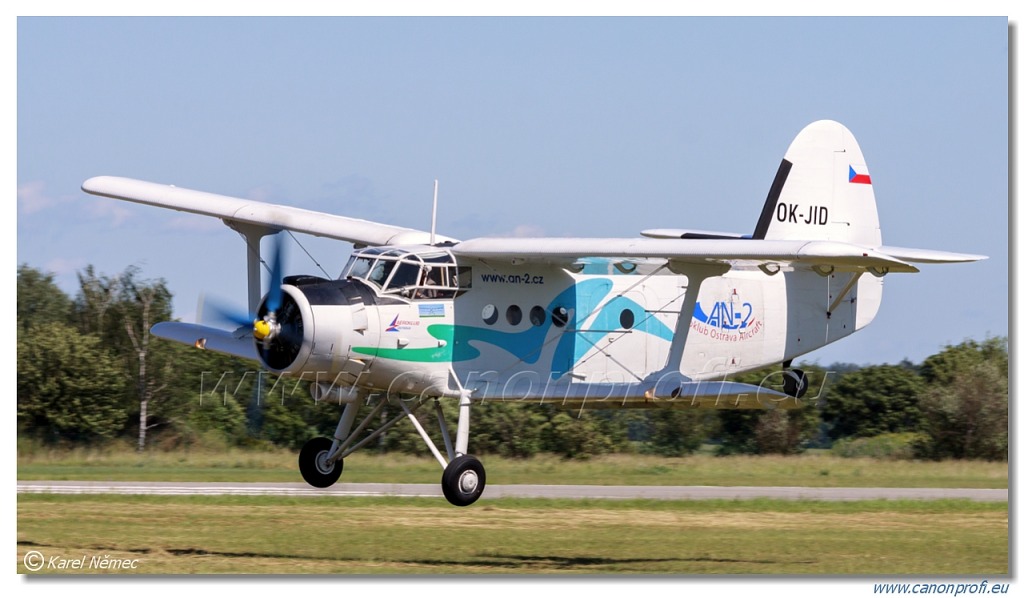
[297,390,487,506]
[440,390,485,506]
[298,398,361,488]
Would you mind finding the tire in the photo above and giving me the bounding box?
[441,455,486,507]
[298,437,343,488]
[783,368,809,399]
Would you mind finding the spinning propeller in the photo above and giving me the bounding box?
[201,233,305,369]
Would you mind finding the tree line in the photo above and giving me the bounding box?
[17,264,1008,461]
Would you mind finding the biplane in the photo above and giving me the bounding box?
[82,120,984,505]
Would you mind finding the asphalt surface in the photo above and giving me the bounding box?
[16,481,1008,502]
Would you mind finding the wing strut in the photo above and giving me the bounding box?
[646,263,729,397]
[828,272,863,316]
[226,222,277,315]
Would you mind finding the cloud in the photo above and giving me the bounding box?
[244,185,283,203]
[43,256,88,277]
[165,215,226,232]
[17,181,63,214]
[501,224,546,238]
[19,179,137,226]
[83,200,133,227]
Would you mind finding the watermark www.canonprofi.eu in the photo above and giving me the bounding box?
[21,550,141,573]
[873,581,1010,595]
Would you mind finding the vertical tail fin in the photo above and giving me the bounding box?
[752,120,882,248]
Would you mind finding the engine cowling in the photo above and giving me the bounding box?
[254,278,368,377]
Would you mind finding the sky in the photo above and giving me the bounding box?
[16,16,1009,368]
[7,9,1017,597]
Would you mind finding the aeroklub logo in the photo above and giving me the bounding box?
[691,291,763,342]
[385,314,420,333]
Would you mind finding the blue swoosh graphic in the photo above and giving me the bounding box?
[423,279,675,378]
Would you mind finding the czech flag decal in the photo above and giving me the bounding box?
[848,165,872,185]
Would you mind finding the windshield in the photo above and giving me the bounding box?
[345,256,373,280]
[342,247,468,299]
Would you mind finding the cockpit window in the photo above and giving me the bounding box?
[342,247,468,299]
[345,256,374,280]
[388,262,422,290]
[367,259,396,288]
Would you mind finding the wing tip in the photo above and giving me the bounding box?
[81,175,109,194]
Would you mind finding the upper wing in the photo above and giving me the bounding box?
[82,176,456,246]
[452,237,986,274]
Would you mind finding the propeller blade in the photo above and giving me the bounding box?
[201,294,253,328]
[265,232,286,313]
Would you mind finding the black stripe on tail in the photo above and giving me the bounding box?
[752,159,792,240]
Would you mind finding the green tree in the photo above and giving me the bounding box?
[917,339,1008,460]
[17,264,71,332]
[257,374,329,450]
[470,402,546,458]
[714,365,823,454]
[73,266,186,451]
[184,390,249,448]
[642,409,711,457]
[920,337,1008,386]
[821,365,924,440]
[753,409,811,455]
[157,348,261,448]
[18,322,127,443]
[71,265,122,343]
[539,408,618,459]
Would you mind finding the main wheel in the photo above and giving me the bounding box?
[783,368,809,399]
[441,455,486,507]
[298,437,343,488]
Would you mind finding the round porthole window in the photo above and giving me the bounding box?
[482,304,498,325]
[551,306,569,328]
[619,309,635,330]
[506,305,523,326]
[530,306,546,326]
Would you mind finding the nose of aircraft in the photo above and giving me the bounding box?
[252,279,369,377]
[255,287,307,371]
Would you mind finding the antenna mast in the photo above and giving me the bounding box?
[430,179,438,245]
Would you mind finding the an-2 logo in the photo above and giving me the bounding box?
[694,300,754,330]
[776,202,828,225]
[691,293,764,342]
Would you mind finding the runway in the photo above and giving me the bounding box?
[16,481,1008,502]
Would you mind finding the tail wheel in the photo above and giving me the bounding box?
[298,437,343,488]
[783,368,809,399]
[441,455,486,507]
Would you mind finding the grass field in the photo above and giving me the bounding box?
[17,446,1009,575]
[17,494,1007,575]
[16,447,1009,488]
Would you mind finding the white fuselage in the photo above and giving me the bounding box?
[288,254,882,404]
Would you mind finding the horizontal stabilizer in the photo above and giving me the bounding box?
[641,228,749,240]
[877,245,987,264]
[151,322,259,361]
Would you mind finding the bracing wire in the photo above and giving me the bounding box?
[286,230,332,279]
